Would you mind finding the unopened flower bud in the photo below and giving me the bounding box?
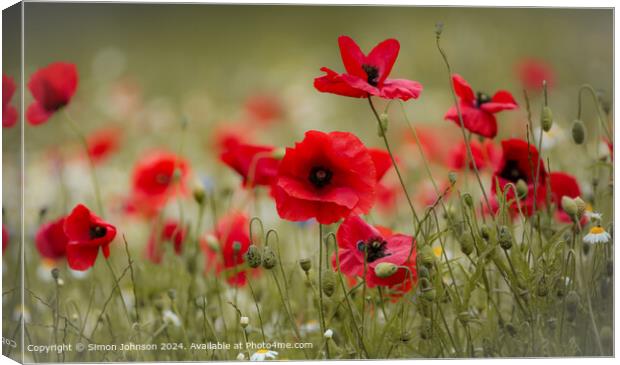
[459,233,474,256]
[418,265,431,279]
[374,262,398,278]
[204,234,219,252]
[192,180,206,205]
[571,119,586,144]
[448,171,457,186]
[462,192,473,208]
[573,197,586,218]
[498,226,512,250]
[541,106,553,132]
[419,245,435,268]
[244,245,262,268]
[321,270,336,297]
[561,196,578,219]
[240,316,249,328]
[261,246,277,269]
[271,147,286,160]
[516,179,528,199]
[299,258,312,272]
[480,225,491,241]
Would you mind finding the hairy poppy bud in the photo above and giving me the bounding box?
[418,265,431,279]
[244,245,262,268]
[271,147,286,160]
[299,258,312,272]
[480,225,491,241]
[419,245,435,268]
[377,113,389,137]
[571,119,586,144]
[240,316,249,328]
[516,179,528,199]
[462,192,473,208]
[419,277,432,291]
[561,196,578,220]
[459,233,474,256]
[573,197,586,218]
[374,262,398,278]
[498,226,512,250]
[192,180,206,206]
[448,171,457,186]
[541,106,553,132]
[321,270,336,297]
[261,246,277,269]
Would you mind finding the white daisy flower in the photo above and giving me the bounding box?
[583,226,611,245]
[323,329,334,339]
[162,309,182,327]
[250,349,278,361]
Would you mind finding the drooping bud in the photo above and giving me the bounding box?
[541,106,553,132]
[480,225,491,241]
[299,258,312,272]
[498,226,513,250]
[459,233,474,256]
[516,179,528,199]
[571,119,586,144]
[374,262,398,278]
[561,196,578,220]
[244,245,262,268]
[462,192,473,208]
[321,270,336,297]
[261,246,277,269]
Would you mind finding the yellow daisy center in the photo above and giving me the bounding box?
[590,226,605,235]
[256,349,269,354]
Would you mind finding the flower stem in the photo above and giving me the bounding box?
[317,223,330,359]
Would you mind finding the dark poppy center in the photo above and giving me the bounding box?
[362,64,380,86]
[475,92,491,108]
[308,166,333,189]
[499,159,528,183]
[156,173,171,186]
[89,225,107,239]
[357,237,391,263]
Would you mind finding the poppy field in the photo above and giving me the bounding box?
[1,4,614,362]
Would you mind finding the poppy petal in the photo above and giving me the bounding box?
[337,36,367,79]
[3,106,18,128]
[452,74,475,103]
[26,102,53,125]
[379,78,423,101]
[481,90,518,113]
[66,243,99,271]
[445,103,498,138]
[366,38,400,84]
[314,68,369,98]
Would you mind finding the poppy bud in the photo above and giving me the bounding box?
[204,234,219,252]
[561,196,578,220]
[516,179,528,199]
[321,270,336,297]
[261,246,277,269]
[51,268,60,281]
[192,180,206,206]
[271,147,286,160]
[541,106,553,132]
[459,234,474,256]
[571,119,586,144]
[299,258,312,272]
[498,226,512,250]
[418,245,435,268]
[244,245,262,268]
[462,192,473,208]
[377,113,389,137]
[418,265,431,279]
[480,225,491,241]
[573,197,586,218]
[448,171,457,186]
[374,262,398,278]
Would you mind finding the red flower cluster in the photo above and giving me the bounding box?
[201,212,253,287]
[64,204,117,271]
[314,36,422,101]
[445,74,517,138]
[26,62,78,125]
[333,216,417,293]
[274,130,377,224]
[146,220,187,264]
[220,141,280,189]
[3,75,18,128]
[126,151,190,217]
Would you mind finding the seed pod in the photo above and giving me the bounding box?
[561,196,578,220]
[321,270,337,297]
[498,226,512,250]
[261,246,277,269]
[541,106,553,132]
[459,233,474,255]
[571,119,586,144]
[192,180,206,205]
[448,171,457,186]
[374,262,398,278]
[244,245,262,268]
[299,258,312,272]
[462,192,473,208]
[516,179,528,199]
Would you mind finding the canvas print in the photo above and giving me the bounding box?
[1,2,614,362]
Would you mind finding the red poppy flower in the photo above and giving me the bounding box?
[26,62,78,125]
[314,36,423,101]
[516,58,554,92]
[87,128,122,164]
[444,74,517,138]
[3,74,18,128]
[2,225,8,254]
[548,172,582,223]
[201,212,253,287]
[244,94,283,125]
[63,204,117,271]
[220,142,280,188]
[447,140,487,171]
[333,215,417,293]
[35,217,69,260]
[127,151,190,217]
[274,130,377,224]
[491,139,547,216]
[146,220,187,264]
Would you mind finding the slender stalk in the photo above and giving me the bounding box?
[317,223,330,359]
